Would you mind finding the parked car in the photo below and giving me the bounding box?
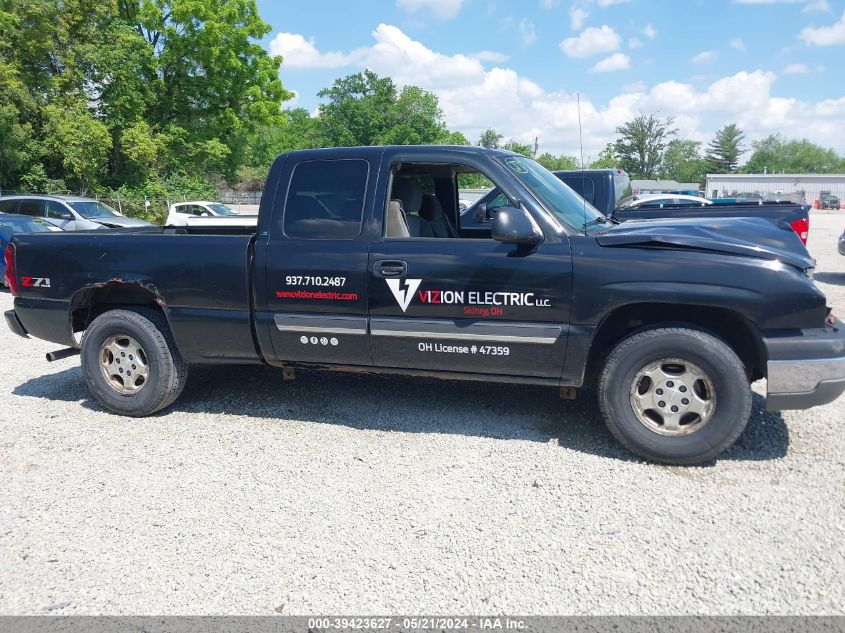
[617,193,713,208]
[465,170,812,245]
[820,192,841,210]
[166,201,239,226]
[839,226,845,256]
[0,213,62,285]
[0,195,150,230]
[4,146,843,465]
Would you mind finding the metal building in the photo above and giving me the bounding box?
[631,179,701,195]
[706,173,845,205]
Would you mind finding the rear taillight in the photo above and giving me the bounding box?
[3,243,18,296]
[789,217,809,245]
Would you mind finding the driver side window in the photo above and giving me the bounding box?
[46,201,69,219]
[385,163,510,240]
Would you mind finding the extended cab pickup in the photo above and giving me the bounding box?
[5,146,845,464]
[466,168,811,245]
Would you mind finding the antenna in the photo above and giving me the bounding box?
[576,92,588,236]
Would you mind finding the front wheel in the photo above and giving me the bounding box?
[81,308,188,417]
[598,327,752,464]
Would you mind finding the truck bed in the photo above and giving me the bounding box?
[10,229,259,363]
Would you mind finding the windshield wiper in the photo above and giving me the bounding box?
[582,216,613,230]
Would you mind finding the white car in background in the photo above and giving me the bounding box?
[166,201,255,227]
[618,193,713,208]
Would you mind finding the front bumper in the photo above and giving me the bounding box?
[765,320,845,410]
[5,309,29,338]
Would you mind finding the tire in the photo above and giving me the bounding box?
[80,308,188,417]
[598,327,752,465]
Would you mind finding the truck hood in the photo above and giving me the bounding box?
[94,217,151,228]
[596,216,814,270]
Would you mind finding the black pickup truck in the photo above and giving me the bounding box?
[465,167,811,246]
[5,146,845,464]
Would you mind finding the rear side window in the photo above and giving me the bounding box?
[283,159,368,240]
[0,200,19,214]
[565,176,596,205]
[17,199,45,217]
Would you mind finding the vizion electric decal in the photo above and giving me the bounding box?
[386,278,551,313]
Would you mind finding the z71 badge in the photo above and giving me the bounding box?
[21,277,51,288]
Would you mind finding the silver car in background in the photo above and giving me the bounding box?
[0,195,150,230]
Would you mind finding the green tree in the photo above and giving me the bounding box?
[0,0,291,191]
[743,135,842,174]
[316,70,462,148]
[661,139,706,183]
[536,153,579,171]
[504,141,534,157]
[317,70,398,147]
[705,123,746,173]
[478,128,504,149]
[613,114,676,178]
[41,103,112,194]
[590,143,618,169]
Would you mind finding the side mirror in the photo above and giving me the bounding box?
[492,206,544,245]
[60,211,74,220]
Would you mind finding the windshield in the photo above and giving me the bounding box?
[497,156,605,231]
[208,203,234,215]
[68,201,121,219]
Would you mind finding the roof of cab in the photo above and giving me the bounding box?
[278,145,525,161]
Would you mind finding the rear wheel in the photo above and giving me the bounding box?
[598,327,752,464]
[81,308,188,417]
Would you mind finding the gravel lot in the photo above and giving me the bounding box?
[1,212,844,615]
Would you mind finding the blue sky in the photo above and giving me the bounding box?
[256,0,845,158]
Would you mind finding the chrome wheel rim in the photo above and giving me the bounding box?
[629,358,716,436]
[99,334,149,395]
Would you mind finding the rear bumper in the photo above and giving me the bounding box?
[5,309,29,338]
[764,321,845,410]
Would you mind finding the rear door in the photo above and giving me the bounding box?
[260,156,375,366]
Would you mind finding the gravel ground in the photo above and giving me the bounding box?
[1,212,844,615]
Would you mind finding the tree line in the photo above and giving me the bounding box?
[2,0,844,217]
[587,114,845,183]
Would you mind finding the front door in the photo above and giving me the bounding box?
[368,163,572,379]
[262,157,374,366]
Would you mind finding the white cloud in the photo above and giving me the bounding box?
[628,37,643,49]
[271,25,845,157]
[569,6,589,29]
[560,25,620,57]
[800,10,845,45]
[737,0,830,10]
[692,50,718,63]
[642,23,657,39]
[591,53,631,72]
[540,0,560,7]
[520,18,537,45]
[784,62,810,73]
[470,50,510,62]
[396,0,463,20]
[730,38,746,50]
[596,0,629,6]
[803,0,831,12]
[268,33,357,68]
